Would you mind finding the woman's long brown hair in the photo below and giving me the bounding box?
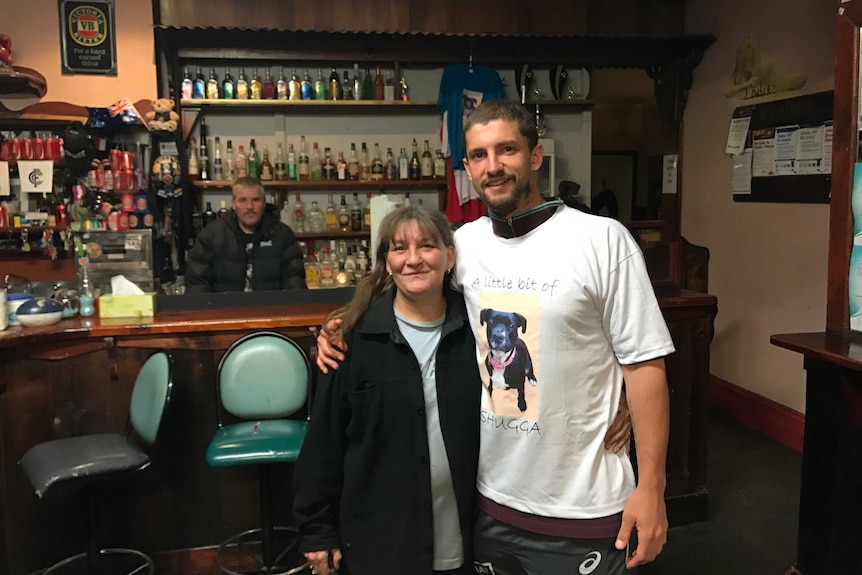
[325,204,456,341]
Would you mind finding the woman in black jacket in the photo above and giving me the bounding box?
[294,205,481,575]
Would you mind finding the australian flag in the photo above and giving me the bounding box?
[88,97,142,129]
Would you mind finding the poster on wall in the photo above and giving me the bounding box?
[58,0,117,76]
[850,163,862,332]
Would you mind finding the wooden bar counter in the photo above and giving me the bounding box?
[0,289,716,575]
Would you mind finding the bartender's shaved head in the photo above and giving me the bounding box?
[232,177,266,233]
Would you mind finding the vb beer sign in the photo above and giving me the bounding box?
[58,0,117,75]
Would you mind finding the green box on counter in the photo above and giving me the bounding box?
[98,294,157,319]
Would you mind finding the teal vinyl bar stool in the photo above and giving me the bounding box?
[19,350,174,575]
[206,331,311,575]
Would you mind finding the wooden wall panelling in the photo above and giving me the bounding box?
[157,0,682,36]
[826,10,859,332]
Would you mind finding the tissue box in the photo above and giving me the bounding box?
[98,293,157,318]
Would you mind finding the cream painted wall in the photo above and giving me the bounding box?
[1,0,155,109]
[683,0,836,412]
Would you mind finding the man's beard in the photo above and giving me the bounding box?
[478,177,531,217]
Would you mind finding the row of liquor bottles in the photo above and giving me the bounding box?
[195,192,379,234]
[189,134,447,182]
[303,238,372,289]
[181,64,406,101]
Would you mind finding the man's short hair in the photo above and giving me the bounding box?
[232,176,265,199]
[463,99,539,153]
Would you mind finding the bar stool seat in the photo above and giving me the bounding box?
[19,350,173,575]
[207,420,308,467]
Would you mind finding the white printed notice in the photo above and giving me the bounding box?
[795,126,825,174]
[726,106,754,156]
[751,129,776,177]
[0,161,9,197]
[822,121,834,174]
[774,126,799,175]
[731,148,753,194]
[662,154,679,195]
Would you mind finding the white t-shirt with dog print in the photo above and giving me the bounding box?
[454,204,675,519]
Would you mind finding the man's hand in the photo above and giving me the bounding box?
[316,318,346,374]
[615,485,667,569]
[604,391,631,453]
[304,549,342,575]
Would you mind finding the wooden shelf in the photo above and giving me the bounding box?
[180,98,438,115]
[0,225,67,233]
[296,231,370,240]
[192,179,446,190]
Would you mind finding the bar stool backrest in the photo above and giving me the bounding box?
[217,332,310,422]
[129,351,174,445]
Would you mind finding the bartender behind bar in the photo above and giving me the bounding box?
[185,177,306,293]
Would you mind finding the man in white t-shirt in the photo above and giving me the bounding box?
[457,99,674,575]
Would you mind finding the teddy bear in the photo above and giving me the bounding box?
[145,98,179,132]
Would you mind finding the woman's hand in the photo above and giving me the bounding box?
[305,549,342,575]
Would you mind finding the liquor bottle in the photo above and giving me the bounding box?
[218,200,229,218]
[398,147,409,180]
[301,68,314,100]
[305,252,320,288]
[293,192,305,232]
[400,77,409,101]
[343,71,352,100]
[347,144,360,180]
[193,66,206,99]
[359,142,370,181]
[336,151,347,180]
[371,143,384,180]
[213,136,224,179]
[352,64,362,101]
[421,140,433,179]
[384,69,396,101]
[181,67,193,100]
[409,138,421,180]
[287,143,297,180]
[329,67,341,100]
[262,69,275,99]
[338,194,350,232]
[250,68,262,99]
[222,68,235,99]
[199,136,210,180]
[314,68,327,100]
[323,147,336,180]
[356,249,369,278]
[373,66,384,100]
[362,65,374,100]
[350,192,362,232]
[260,146,273,181]
[434,149,446,179]
[206,68,220,99]
[310,142,323,181]
[325,194,338,231]
[237,67,249,99]
[362,192,372,231]
[289,68,301,100]
[203,201,217,227]
[307,200,324,232]
[298,136,310,181]
[280,197,294,227]
[384,147,397,180]
[188,138,200,178]
[319,247,335,288]
[274,143,286,180]
[79,261,95,317]
[226,140,236,179]
[191,204,203,236]
[248,139,261,179]
[277,67,288,100]
[236,145,248,177]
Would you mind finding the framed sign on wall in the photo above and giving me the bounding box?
[58,0,117,76]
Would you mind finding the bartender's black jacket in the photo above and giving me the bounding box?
[294,287,481,575]
[185,209,305,292]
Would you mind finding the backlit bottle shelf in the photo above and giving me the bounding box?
[191,179,446,189]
